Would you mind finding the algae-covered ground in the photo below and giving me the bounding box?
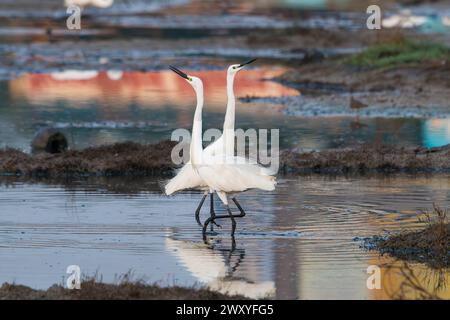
[346,38,450,68]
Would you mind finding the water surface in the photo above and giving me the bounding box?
[1,69,450,152]
[1,175,449,299]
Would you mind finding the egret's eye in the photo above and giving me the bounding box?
[233,66,237,69]
[189,77,192,81]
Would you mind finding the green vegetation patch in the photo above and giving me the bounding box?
[347,40,450,68]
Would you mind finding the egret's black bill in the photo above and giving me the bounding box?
[239,58,257,68]
[169,66,189,80]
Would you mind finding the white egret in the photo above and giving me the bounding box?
[164,66,210,226]
[199,59,257,221]
[165,59,257,227]
[168,66,276,239]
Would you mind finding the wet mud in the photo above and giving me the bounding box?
[2,141,450,177]
[0,280,247,300]
[273,48,450,117]
[0,140,177,177]
[360,205,450,269]
[280,143,450,174]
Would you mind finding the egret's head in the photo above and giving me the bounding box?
[227,58,257,75]
[169,66,203,91]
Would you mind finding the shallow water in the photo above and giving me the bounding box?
[1,69,450,152]
[0,175,449,299]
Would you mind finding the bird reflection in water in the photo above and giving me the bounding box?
[166,233,275,299]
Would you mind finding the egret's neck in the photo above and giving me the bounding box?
[222,72,236,155]
[224,73,236,131]
[190,86,204,166]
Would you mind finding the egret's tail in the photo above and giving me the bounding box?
[164,168,187,195]
[257,175,277,191]
[164,163,205,195]
[242,162,277,191]
[164,177,180,196]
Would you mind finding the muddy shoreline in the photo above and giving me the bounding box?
[2,140,450,177]
[268,36,450,118]
[0,140,177,178]
[0,280,247,300]
[359,205,450,269]
[273,61,450,118]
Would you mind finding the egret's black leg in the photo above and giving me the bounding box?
[195,194,207,227]
[232,197,246,218]
[226,205,237,237]
[210,193,221,230]
[231,235,236,251]
[202,203,245,240]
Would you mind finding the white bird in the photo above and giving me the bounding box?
[65,0,114,9]
[165,60,257,227]
[167,66,276,239]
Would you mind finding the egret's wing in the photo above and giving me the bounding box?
[164,163,205,195]
[198,155,277,193]
[207,154,277,178]
[203,137,275,175]
[226,155,277,176]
